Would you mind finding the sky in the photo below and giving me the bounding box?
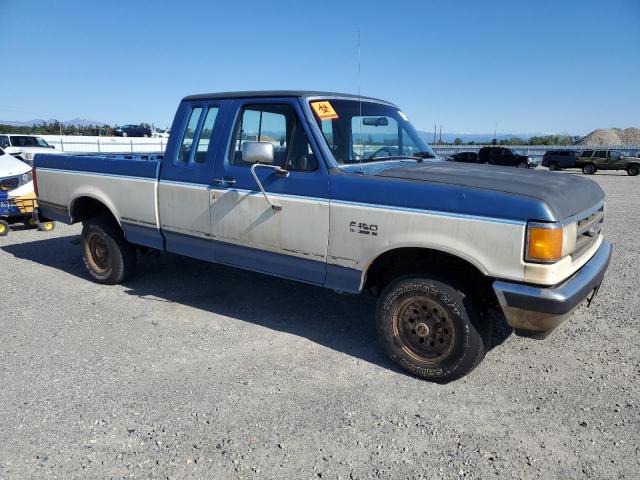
[1,0,639,135]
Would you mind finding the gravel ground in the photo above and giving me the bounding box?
[0,171,638,480]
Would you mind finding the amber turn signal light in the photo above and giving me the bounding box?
[526,223,563,263]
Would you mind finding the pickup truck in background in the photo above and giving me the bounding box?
[33,91,612,382]
[478,146,537,168]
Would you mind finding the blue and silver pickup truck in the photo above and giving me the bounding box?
[33,91,612,381]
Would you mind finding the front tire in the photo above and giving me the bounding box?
[627,164,639,176]
[81,216,136,284]
[376,276,485,382]
[0,220,9,237]
[548,161,559,171]
[582,163,596,175]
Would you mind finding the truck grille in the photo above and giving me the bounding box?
[0,176,20,192]
[574,205,604,259]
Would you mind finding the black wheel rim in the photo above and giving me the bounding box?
[393,297,455,362]
[86,232,109,273]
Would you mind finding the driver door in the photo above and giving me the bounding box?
[209,98,330,285]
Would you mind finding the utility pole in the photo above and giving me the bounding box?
[439,125,442,143]
[433,124,437,144]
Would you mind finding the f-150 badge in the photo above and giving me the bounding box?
[350,221,378,236]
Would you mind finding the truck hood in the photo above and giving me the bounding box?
[0,152,31,177]
[375,161,604,220]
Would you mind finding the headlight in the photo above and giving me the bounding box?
[19,171,33,186]
[525,221,576,263]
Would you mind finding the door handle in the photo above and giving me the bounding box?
[212,178,236,186]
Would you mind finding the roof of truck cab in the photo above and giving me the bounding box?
[182,90,395,105]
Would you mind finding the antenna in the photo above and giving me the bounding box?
[358,29,363,171]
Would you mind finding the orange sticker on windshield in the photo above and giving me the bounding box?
[311,101,339,120]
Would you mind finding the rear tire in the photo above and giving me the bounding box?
[376,276,485,382]
[38,221,55,232]
[582,163,596,175]
[627,164,639,176]
[0,220,9,237]
[81,216,136,284]
[517,162,528,168]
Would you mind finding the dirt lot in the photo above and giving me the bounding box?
[0,171,638,480]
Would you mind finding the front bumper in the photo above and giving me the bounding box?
[493,240,612,338]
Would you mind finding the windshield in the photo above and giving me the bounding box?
[11,136,50,148]
[309,99,435,165]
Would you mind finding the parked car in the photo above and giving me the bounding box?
[33,90,611,382]
[575,149,640,176]
[542,150,579,171]
[448,151,479,163]
[478,146,536,168]
[151,129,170,138]
[113,124,152,137]
[0,147,55,235]
[0,134,56,165]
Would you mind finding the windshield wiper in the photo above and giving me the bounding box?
[364,155,424,163]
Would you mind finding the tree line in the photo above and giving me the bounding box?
[0,121,153,136]
[436,134,578,146]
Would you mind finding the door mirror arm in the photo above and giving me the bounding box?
[250,163,289,211]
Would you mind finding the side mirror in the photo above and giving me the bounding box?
[242,141,274,164]
[50,145,55,149]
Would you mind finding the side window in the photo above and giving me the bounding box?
[177,107,203,164]
[0,136,9,148]
[229,104,317,172]
[609,150,622,159]
[193,107,219,164]
[581,150,593,158]
[595,150,607,158]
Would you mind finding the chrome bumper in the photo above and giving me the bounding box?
[493,240,612,338]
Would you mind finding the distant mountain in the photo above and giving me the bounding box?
[0,118,109,127]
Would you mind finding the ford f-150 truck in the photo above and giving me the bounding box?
[33,91,612,382]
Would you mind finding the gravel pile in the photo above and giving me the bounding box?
[577,127,640,145]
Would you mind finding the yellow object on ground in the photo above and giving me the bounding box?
[14,191,38,214]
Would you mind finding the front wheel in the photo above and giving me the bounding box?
[548,161,559,171]
[81,216,136,284]
[376,276,486,382]
[582,163,596,175]
[38,221,55,232]
[627,164,639,176]
[0,219,9,237]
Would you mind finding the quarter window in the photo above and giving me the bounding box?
[194,107,219,164]
[177,107,203,164]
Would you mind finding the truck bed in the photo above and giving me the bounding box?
[34,152,165,249]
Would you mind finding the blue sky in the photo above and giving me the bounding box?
[1,0,638,135]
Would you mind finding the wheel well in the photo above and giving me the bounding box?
[70,197,117,225]
[364,247,496,307]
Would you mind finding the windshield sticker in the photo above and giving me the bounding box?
[311,101,339,120]
[398,110,409,121]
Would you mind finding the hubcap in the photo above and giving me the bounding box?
[394,297,455,362]
[86,232,109,273]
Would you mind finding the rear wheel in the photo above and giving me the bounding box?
[122,132,128,137]
[627,164,639,176]
[0,220,9,237]
[517,162,528,168]
[582,163,596,175]
[376,276,485,382]
[81,216,136,284]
